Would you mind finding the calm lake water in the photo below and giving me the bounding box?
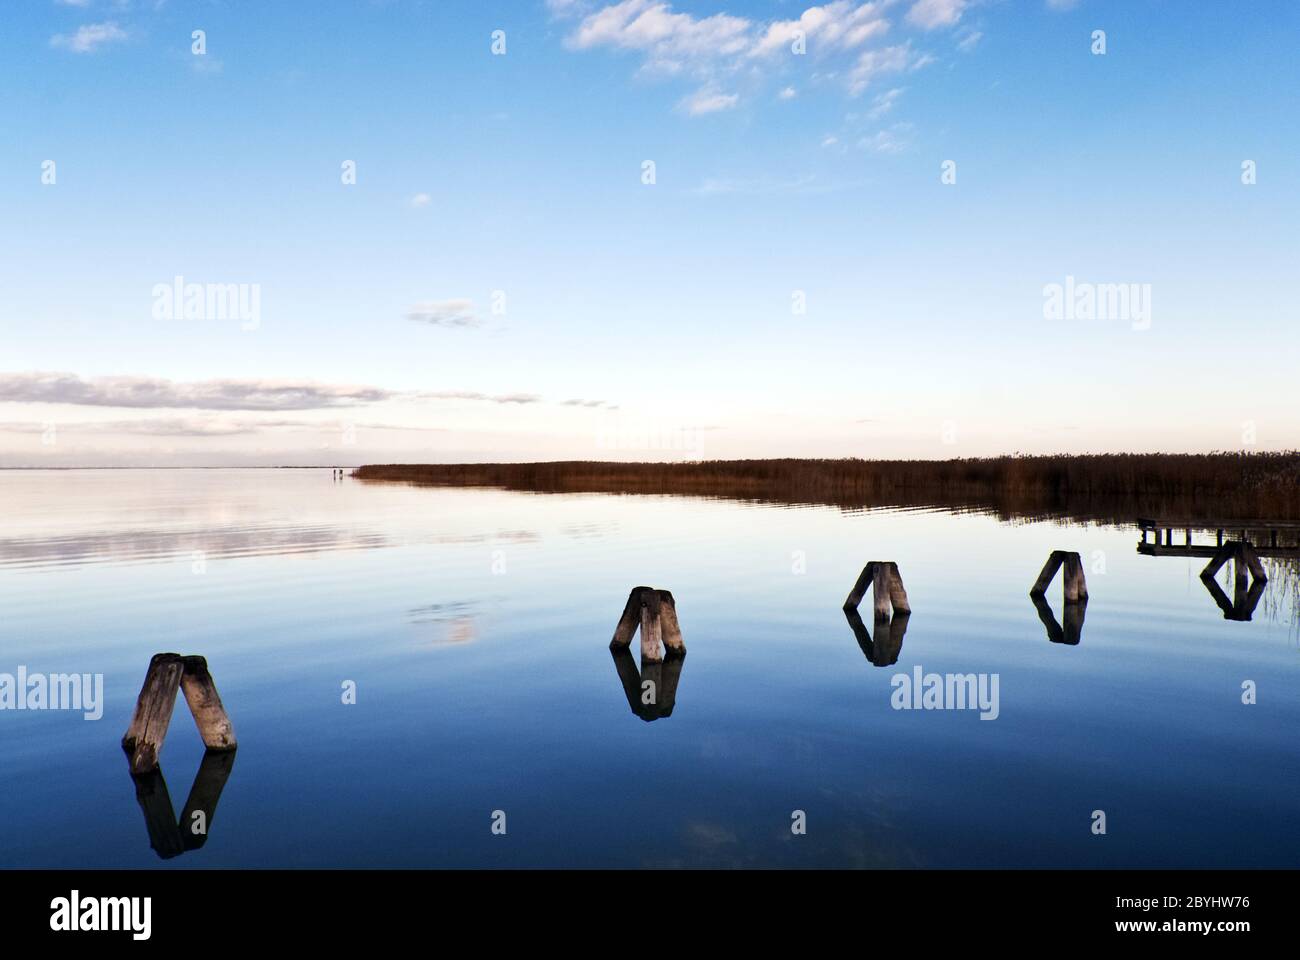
[2,469,1298,868]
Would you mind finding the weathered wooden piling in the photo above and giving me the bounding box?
[180,655,237,752]
[122,653,186,775]
[844,561,910,618]
[123,653,237,774]
[1030,550,1088,604]
[610,586,685,663]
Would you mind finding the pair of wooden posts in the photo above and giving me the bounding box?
[1030,550,1089,604]
[610,586,686,662]
[122,653,236,775]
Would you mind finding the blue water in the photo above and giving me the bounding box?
[1,469,1297,868]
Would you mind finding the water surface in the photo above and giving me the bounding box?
[1,469,1297,868]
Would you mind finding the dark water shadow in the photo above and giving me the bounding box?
[125,748,237,859]
[1201,572,1266,622]
[610,647,686,722]
[844,607,909,666]
[1030,593,1086,645]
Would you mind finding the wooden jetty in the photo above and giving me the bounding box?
[1137,518,1300,558]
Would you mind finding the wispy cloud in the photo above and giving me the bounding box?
[405,299,478,327]
[866,86,904,118]
[749,1,890,58]
[0,417,446,437]
[50,22,127,53]
[848,42,917,95]
[408,192,432,208]
[693,173,856,196]
[680,87,738,115]
[416,390,541,405]
[858,122,912,154]
[905,0,968,30]
[553,1,939,106]
[0,372,394,411]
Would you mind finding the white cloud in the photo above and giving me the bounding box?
[858,126,909,154]
[409,193,431,208]
[848,42,915,95]
[50,21,127,53]
[1046,0,1080,9]
[568,0,751,60]
[957,29,982,51]
[0,372,394,411]
[405,299,478,327]
[750,1,890,58]
[867,86,904,118]
[681,87,738,114]
[54,0,93,8]
[556,2,951,110]
[905,0,968,30]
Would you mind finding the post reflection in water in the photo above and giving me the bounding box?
[1030,592,1087,645]
[1200,541,1267,622]
[125,747,237,860]
[610,646,686,721]
[844,606,909,666]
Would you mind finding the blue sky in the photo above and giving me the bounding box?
[1,0,1297,466]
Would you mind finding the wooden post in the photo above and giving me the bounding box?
[845,561,910,619]
[1032,550,1086,604]
[1030,552,1065,596]
[639,588,663,662]
[871,563,892,620]
[843,562,877,611]
[122,653,185,775]
[610,587,646,650]
[610,586,684,662]
[180,656,237,752]
[658,591,686,655]
[887,562,911,615]
[1063,553,1088,603]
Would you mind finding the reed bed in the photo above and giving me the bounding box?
[353,452,1300,524]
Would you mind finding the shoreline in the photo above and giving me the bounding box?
[352,453,1300,526]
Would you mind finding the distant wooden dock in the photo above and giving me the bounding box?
[1136,518,1300,558]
